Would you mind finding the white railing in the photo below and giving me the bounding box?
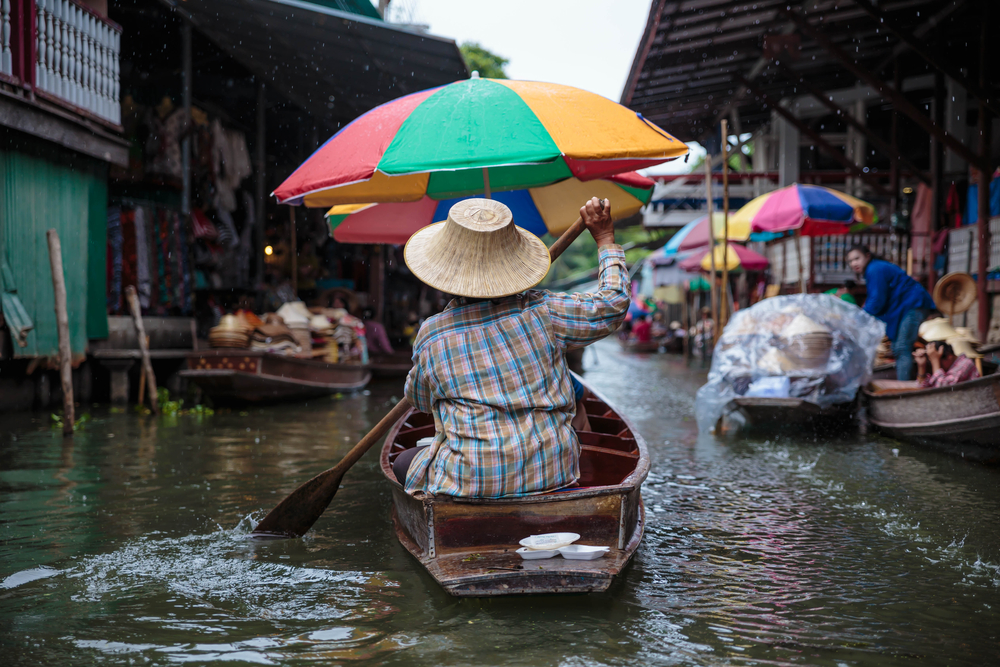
[2,0,13,77]
[34,0,120,124]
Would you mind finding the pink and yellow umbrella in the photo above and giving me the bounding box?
[325,172,655,244]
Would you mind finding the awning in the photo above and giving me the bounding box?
[160,0,469,126]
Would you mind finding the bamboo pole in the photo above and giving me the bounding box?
[125,286,160,415]
[289,207,298,295]
[795,229,806,294]
[483,167,492,199]
[703,159,719,344]
[721,119,731,330]
[46,230,74,436]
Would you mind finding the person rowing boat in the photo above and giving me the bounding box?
[393,197,628,498]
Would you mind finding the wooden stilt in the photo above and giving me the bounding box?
[126,286,159,415]
[46,230,74,436]
[704,160,718,344]
[721,119,731,331]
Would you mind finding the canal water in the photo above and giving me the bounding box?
[2,339,998,665]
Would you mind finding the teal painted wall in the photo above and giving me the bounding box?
[0,131,108,358]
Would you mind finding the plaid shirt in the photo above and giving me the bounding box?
[919,354,980,388]
[403,245,630,498]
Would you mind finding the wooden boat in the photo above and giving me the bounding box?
[180,350,371,403]
[726,396,854,429]
[864,372,1000,462]
[379,380,649,596]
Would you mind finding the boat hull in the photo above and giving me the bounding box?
[864,373,1000,459]
[180,350,371,403]
[618,338,661,354]
[380,381,649,596]
[728,397,854,429]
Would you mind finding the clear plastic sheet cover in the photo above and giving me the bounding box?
[695,294,886,433]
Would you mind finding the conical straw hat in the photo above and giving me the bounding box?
[918,317,959,342]
[404,198,550,299]
[933,272,976,315]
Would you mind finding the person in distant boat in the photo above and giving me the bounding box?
[824,279,857,305]
[394,197,628,498]
[691,306,714,357]
[846,245,935,381]
[632,315,653,343]
[913,318,981,388]
[914,341,980,388]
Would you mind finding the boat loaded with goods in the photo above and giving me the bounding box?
[181,301,371,403]
[696,294,885,434]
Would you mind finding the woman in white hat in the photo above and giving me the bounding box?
[394,197,627,498]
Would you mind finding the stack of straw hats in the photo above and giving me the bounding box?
[277,301,313,351]
[208,314,252,348]
[781,314,833,368]
[918,317,982,359]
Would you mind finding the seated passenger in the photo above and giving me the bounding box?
[398,197,627,498]
[915,340,980,388]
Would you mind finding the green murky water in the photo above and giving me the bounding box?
[2,339,998,665]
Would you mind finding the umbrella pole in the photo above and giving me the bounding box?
[721,119,730,330]
[289,207,298,296]
[483,168,492,199]
[795,229,805,294]
[704,159,719,344]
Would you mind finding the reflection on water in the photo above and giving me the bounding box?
[2,339,999,665]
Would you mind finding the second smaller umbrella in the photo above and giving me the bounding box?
[680,243,769,273]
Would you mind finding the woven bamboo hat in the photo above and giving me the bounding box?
[933,272,976,315]
[404,199,550,299]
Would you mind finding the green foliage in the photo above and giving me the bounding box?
[51,412,92,431]
[131,387,214,420]
[459,42,509,79]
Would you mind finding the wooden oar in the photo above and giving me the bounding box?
[251,203,602,539]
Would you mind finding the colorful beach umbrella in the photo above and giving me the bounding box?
[677,212,751,251]
[680,243,769,273]
[731,183,876,236]
[326,172,655,244]
[274,77,688,208]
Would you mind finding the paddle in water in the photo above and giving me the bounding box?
[251,199,606,538]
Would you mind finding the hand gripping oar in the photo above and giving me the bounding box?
[251,201,604,538]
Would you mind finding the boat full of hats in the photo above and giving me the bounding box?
[182,302,371,403]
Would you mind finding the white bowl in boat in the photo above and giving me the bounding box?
[516,546,558,560]
[558,545,610,560]
[519,532,580,550]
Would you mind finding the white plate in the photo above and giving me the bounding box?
[516,547,558,560]
[518,532,580,550]
[558,545,610,560]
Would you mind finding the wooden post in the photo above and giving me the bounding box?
[46,230,74,437]
[483,167,492,199]
[682,286,690,359]
[795,230,806,294]
[289,207,298,295]
[703,159,718,343]
[721,119,730,330]
[976,6,992,340]
[125,286,160,414]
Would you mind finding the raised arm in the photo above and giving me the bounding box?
[546,198,631,349]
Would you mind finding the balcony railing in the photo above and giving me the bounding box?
[1,0,120,125]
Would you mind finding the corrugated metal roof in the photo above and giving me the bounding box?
[160,0,468,127]
[622,0,985,141]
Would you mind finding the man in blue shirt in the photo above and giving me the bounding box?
[847,245,935,380]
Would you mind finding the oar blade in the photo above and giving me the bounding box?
[251,466,345,538]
